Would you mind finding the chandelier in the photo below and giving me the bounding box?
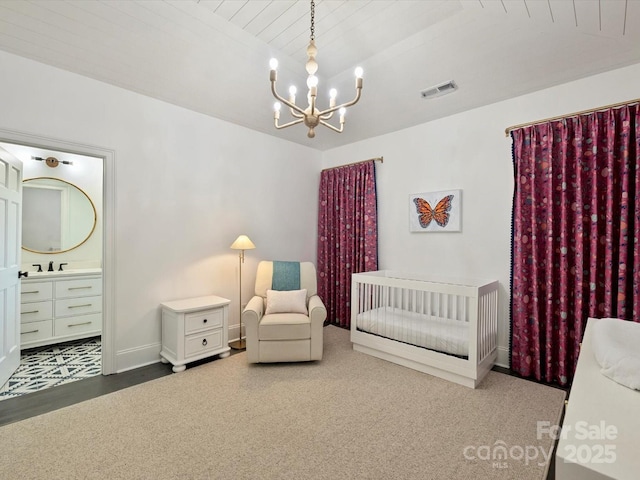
[269,0,363,138]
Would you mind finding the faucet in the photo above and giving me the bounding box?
[48,261,54,272]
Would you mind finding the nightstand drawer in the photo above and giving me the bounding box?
[21,282,53,302]
[55,313,101,336]
[21,300,53,323]
[185,308,224,334]
[55,295,102,317]
[185,329,223,357]
[55,277,102,299]
[21,320,53,343]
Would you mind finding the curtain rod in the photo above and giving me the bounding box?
[322,156,383,172]
[504,97,640,137]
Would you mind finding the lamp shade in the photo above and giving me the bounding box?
[230,235,256,250]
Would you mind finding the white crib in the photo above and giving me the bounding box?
[350,270,499,388]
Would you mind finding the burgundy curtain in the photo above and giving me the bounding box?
[317,161,378,328]
[510,104,640,386]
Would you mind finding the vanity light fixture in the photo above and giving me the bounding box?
[32,156,73,168]
[269,0,363,138]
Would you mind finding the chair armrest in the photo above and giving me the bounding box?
[308,295,327,325]
[243,295,263,363]
[242,295,263,328]
[308,295,327,361]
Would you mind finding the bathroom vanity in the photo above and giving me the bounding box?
[20,269,102,348]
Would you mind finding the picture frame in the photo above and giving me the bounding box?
[409,189,462,232]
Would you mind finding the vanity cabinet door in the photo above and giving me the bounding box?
[20,281,53,303]
[20,320,54,344]
[55,277,102,299]
[54,313,101,337]
[20,300,53,323]
[55,295,102,318]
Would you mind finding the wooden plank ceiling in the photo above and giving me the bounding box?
[0,0,638,150]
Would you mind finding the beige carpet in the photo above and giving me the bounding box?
[0,326,565,480]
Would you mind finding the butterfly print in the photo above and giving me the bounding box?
[413,195,454,228]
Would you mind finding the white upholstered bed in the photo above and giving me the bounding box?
[350,270,499,388]
[556,317,640,479]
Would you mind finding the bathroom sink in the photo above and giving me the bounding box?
[27,268,102,278]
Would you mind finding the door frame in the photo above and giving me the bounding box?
[0,128,116,374]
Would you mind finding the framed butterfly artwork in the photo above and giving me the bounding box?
[409,189,462,232]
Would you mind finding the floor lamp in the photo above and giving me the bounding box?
[229,234,256,350]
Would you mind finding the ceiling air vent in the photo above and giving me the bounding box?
[420,80,458,99]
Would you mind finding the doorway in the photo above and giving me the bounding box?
[0,130,115,398]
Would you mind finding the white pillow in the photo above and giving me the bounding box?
[265,289,308,315]
[592,318,640,391]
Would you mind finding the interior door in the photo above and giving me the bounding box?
[0,146,22,388]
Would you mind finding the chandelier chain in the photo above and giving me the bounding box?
[310,0,315,41]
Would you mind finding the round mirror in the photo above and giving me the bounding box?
[22,177,97,254]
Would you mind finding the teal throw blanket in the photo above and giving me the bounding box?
[272,261,301,291]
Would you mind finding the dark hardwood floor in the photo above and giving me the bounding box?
[0,362,173,427]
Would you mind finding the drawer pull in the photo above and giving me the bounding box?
[68,303,93,309]
[68,286,93,290]
[22,310,40,314]
[203,318,208,323]
[202,338,208,346]
[23,290,40,294]
[21,329,39,335]
[68,321,92,327]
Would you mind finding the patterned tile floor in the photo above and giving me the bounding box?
[0,337,101,401]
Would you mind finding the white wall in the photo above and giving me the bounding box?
[2,46,637,372]
[322,62,640,367]
[0,50,321,372]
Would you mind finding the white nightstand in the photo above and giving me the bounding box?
[160,295,231,373]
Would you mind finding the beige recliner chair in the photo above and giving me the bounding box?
[242,261,327,363]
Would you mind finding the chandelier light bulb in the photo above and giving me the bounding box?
[339,107,346,123]
[269,58,279,70]
[273,102,281,112]
[329,88,337,99]
[307,75,318,88]
[289,85,297,96]
[354,66,363,78]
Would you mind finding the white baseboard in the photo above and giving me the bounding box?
[115,326,239,373]
[496,346,509,369]
[229,324,242,344]
[115,342,162,373]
